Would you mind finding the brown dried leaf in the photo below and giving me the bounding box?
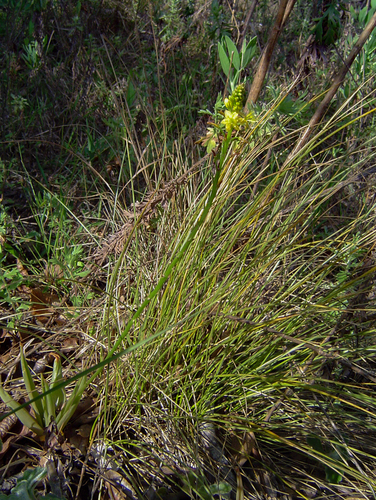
[226,430,260,466]
[16,259,29,277]
[0,412,18,438]
[29,288,59,325]
[76,424,92,438]
[45,262,64,282]
[66,431,89,455]
[0,423,33,457]
[61,336,80,353]
[44,419,64,450]
[70,396,98,425]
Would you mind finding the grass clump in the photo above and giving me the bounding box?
[93,91,376,498]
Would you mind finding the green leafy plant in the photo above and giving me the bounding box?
[312,1,343,46]
[218,35,257,90]
[182,470,232,500]
[0,348,87,436]
[0,467,63,500]
[159,0,185,43]
[0,265,25,308]
[307,436,348,484]
[343,1,376,100]
[22,40,43,70]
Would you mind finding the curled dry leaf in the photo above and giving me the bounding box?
[0,412,18,439]
[0,422,33,458]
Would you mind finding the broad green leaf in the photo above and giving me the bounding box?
[15,466,47,487]
[218,41,230,76]
[8,482,34,500]
[196,485,212,500]
[209,481,232,496]
[1,466,64,499]
[0,385,44,436]
[277,94,297,115]
[314,19,323,43]
[126,78,136,107]
[245,36,257,53]
[241,38,247,54]
[20,347,44,430]
[307,436,324,452]
[225,35,240,70]
[359,6,368,25]
[243,44,256,67]
[10,467,47,499]
[325,464,342,484]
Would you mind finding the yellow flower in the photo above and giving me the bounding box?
[221,110,249,132]
[221,110,239,131]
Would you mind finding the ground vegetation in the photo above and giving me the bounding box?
[0,0,376,499]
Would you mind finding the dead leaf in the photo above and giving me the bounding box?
[225,430,260,466]
[0,412,18,438]
[70,396,99,425]
[76,424,92,438]
[29,287,59,325]
[45,262,64,282]
[0,423,33,457]
[104,470,137,500]
[61,336,80,353]
[16,259,29,277]
[44,419,64,450]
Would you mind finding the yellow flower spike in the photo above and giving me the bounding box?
[221,84,251,132]
[226,83,246,112]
